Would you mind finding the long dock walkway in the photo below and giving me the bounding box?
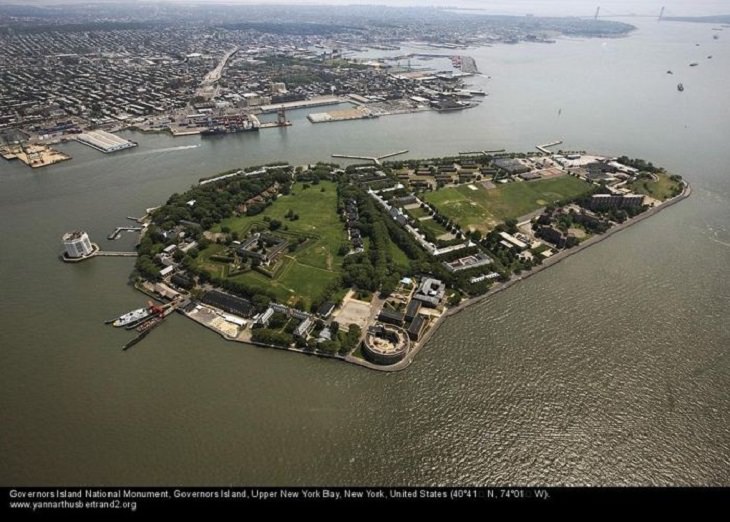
[536,140,563,154]
[96,251,138,257]
[332,149,408,166]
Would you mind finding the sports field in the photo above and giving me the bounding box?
[424,176,593,233]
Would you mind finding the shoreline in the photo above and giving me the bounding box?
[170,180,691,372]
[345,179,692,372]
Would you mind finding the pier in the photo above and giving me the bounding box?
[459,149,506,155]
[258,96,344,114]
[0,143,71,168]
[536,140,563,154]
[332,149,408,166]
[107,226,143,240]
[122,300,178,350]
[61,248,137,263]
[199,164,288,186]
[95,251,138,257]
[75,130,137,154]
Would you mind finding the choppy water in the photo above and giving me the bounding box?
[1,17,729,485]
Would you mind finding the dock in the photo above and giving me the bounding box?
[122,303,177,351]
[0,143,71,168]
[95,251,138,257]
[536,140,563,154]
[259,121,293,129]
[308,107,376,123]
[75,130,137,153]
[199,163,288,186]
[459,149,506,155]
[107,226,143,240]
[258,96,344,113]
[332,149,408,166]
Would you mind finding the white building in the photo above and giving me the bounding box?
[62,231,94,258]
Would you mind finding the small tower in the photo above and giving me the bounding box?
[62,231,94,258]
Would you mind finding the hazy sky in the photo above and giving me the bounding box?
[9,0,729,18]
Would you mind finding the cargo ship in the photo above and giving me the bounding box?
[200,115,260,137]
[201,125,259,136]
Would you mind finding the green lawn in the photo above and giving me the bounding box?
[424,176,593,233]
[365,233,411,269]
[405,206,429,219]
[199,181,347,307]
[196,243,228,278]
[386,239,411,268]
[416,216,451,238]
[628,173,681,201]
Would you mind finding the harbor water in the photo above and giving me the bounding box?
[1,16,729,485]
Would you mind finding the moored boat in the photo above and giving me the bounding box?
[112,307,152,327]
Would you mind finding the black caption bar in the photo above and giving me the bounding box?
[3,487,726,513]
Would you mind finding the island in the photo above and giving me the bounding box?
[116,149,689,369]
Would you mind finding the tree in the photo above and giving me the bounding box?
[251,328,293,347]
[448,291,462,307]
[252,294,270,313]
[318,340,340,354]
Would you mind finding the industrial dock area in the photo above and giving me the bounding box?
[75,129,137,153]
[0,142,70,168]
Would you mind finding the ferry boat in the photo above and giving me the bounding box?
[112,307,152,327]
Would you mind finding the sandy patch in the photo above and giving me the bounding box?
[568,227,587,239]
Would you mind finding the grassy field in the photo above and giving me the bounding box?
[416,217,451,239]
[364,236,411,270]
[405,206,429,219]
[200,181,347,307]
[628,173,681,201]
[424,176,593,233]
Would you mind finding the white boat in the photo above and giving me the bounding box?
[112,307,151,327]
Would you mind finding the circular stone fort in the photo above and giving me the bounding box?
[361,323,410,365]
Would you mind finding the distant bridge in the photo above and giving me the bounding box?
[591,6,667,21]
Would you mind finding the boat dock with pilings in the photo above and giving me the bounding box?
[536,140,563,154]
[331,149,408,166]
[107,226,143,240]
